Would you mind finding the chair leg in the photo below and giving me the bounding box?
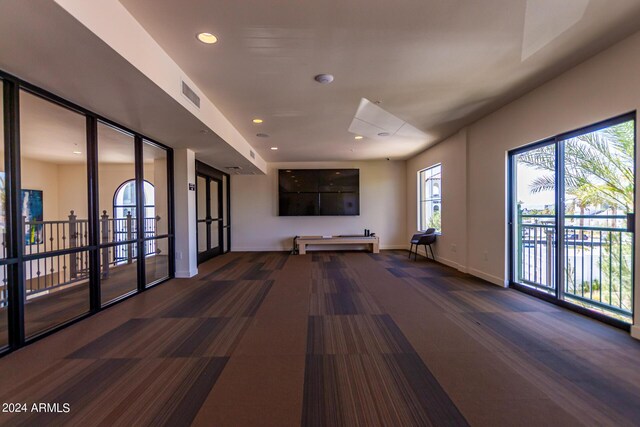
[408,243,413,259]
[428,244,435,260]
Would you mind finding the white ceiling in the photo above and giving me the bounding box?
[0,0,263,174]
[119,0,640,161]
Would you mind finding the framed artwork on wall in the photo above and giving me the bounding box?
[22,189,43,245]
[0,173,44,245]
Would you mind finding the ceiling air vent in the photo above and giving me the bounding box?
[181,80,200,108]
[226,166,242,171]
[250,150,256,159]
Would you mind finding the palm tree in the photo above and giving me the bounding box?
[516,121,635,312]
[518,121,633,213]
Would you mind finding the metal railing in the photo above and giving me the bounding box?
[0,210,162,303]
[517,212,633,316]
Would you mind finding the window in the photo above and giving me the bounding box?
[113,180,155,224]
[418,164,442,232]
[113,179,155,259]
[0,74,174,354]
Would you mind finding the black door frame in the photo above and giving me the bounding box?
[507,112,636,330]
[0,69,175,356]
[196,161,230,264]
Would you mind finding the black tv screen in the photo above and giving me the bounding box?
[279,169,360,216]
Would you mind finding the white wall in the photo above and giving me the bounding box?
[231,160,406,251]
[406,129,467,272]
[406,30,640,336]
[174,149,197,278]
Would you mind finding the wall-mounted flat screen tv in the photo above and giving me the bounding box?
[278,169,360,216]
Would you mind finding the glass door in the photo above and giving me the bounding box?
[510,114,635,324]
[560,122,635,319]
[209,178,221,254]
[196,173,224,263]
[512,142,557,295]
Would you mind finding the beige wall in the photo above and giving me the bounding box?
[57,163,87,219]
[406,30,640,336]
[13,158,157,227]
[231,160,407,251]
[21,157,61,222]
[0,155,65,222]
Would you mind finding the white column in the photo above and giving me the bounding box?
[173,148,198,278]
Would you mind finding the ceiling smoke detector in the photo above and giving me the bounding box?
[314,74,334,84]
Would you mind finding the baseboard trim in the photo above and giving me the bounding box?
[433,255,461,271]
[631,325,640,341]
[232,247,286,252]
[410,247,469,274]
[232,244,408,252]
[175,268,198,278]
[382,244,409,250]
[466,268,506,288]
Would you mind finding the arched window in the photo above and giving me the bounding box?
[112,180,156,263]
[113,180,155,221]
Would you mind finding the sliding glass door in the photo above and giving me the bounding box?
[510,114,635,324]
[512,143,557,294]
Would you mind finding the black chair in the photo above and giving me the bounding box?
[409,229,436,261]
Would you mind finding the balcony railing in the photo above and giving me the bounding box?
[0,210,162,306]
[517,213,633,317]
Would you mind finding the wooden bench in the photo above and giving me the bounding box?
[296,235,379,255]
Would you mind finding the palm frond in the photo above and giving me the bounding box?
[529,175,555,194]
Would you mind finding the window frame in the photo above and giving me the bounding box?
[0,68,175,355]
[507,111,636,331]
[112,179,155,219]
[417,163,442,233]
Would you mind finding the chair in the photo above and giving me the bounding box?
[409,229,436,261]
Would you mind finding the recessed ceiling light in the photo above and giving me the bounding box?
[252,119,263,124]
[256,133,269,138]
[354,135,363,140]
[73,151,82,155]
[270,147,278,150]
[197,32,218,44]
